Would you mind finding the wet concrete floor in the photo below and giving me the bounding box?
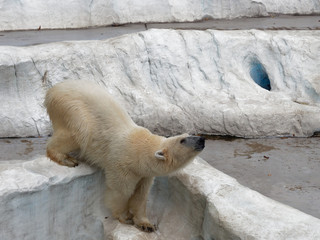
[1,136,319,219]
[199,137,320,219]
[0,15,319,46]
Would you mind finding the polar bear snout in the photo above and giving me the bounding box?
[181,136,205,151]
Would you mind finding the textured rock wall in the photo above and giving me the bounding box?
[1,29,319,138]
[1,151,320,239]
[179,158,320,240]
[0,0,319,31]
[0,157,106,240]
[104,158,320,239]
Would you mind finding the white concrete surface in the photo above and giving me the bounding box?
[184,160,320,239]
[179,158,320,240]
[0,0,319,31]
[2,149,320,239]
[0,29,320,138]
[0,157,106,240]
[107,158,320,239]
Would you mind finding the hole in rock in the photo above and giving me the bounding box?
[250,61,271,91]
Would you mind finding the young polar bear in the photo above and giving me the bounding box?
[44,80,205,232]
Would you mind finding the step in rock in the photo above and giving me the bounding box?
[0,29,320,138]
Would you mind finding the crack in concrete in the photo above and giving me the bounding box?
[12,63,21,99]
[31,117,40,137]
[137,32,160,93]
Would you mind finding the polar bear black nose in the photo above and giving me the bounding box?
[181,136,205,151]
[194,136,205,151]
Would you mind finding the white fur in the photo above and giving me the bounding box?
[44,80,201,232]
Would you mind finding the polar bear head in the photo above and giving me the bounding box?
[127,128,205,176]
[153,133,205,175]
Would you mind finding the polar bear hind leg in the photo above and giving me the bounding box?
[46,130,79,167]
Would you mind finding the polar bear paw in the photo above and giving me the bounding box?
[47,150,79,168]
[135,222,157,233]
[65,155,79,167]
[118,212,134,225]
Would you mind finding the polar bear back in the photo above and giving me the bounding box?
[44,80,136,156]
[45,80,135,130]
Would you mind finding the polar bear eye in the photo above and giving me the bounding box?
[180,138,186,144]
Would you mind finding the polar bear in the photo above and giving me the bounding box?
[44,80,205,232]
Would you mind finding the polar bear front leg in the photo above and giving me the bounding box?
[105,178,137,225]
[105,188,132,224]
[129,177,156,232]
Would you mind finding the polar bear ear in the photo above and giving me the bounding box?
[155,150,166,161]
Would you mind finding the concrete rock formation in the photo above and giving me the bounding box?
[0,29,319,138]
[0,0,320,31]
[1,150,320,239]
[0,156,106,240]
[1,28,320,239]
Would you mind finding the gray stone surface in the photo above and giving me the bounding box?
[0,24,146,47]
[1,16,320,47]
[200,137,320,219]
